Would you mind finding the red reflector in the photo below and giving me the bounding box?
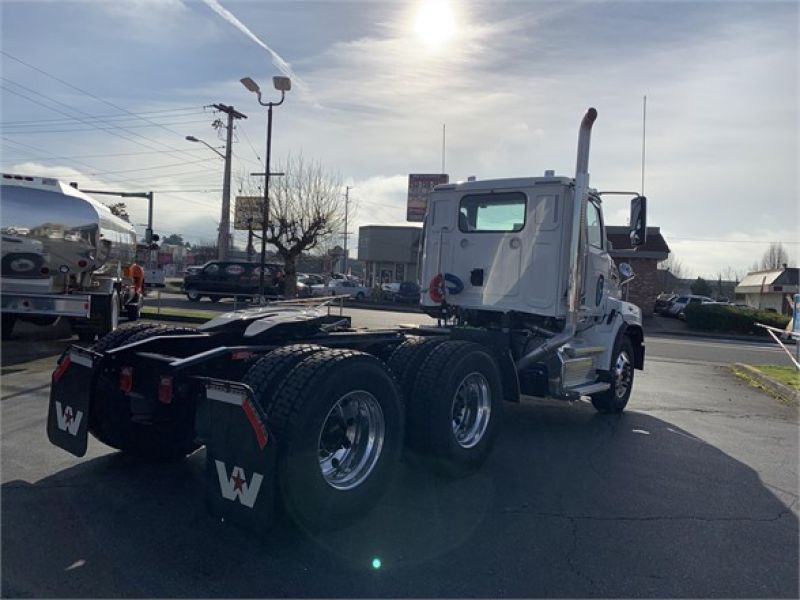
[52,354,72,382]
[231,351,256,360]
[40,266,50,274]
[119,366,133,393]
[77,260,87,268]
[158,376,173,404]
[242,398,268,449]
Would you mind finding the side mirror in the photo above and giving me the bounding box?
[629,196,647,246]
[618,262,634,280]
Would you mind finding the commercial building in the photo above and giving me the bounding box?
[358,225,422,287]
[735,267,798,315]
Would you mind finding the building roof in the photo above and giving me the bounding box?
[606,226,670,260]
[736,267,799,294]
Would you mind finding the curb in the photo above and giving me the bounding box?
[342,301,423,314]
[731,363,798,404]
[647,329,778,345]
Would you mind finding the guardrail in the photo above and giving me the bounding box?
[148,289,346,318]
[755,322,799,369]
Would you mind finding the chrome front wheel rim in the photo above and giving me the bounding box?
[318,390,385,491]
[614,350,633,399]
[451,371,492,449]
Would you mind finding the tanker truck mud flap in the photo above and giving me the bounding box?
[47,346,100,457]
[196,379,277,534]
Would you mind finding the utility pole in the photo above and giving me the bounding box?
[212,103,247,260]
[343,186,352,275]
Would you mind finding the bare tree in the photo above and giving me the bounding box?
[759,242,789,270]
[242,155,344,297]
[659,254,687,280]
[106,202,130,222]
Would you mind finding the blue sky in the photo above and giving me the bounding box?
[1,0,797,277]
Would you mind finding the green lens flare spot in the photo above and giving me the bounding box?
[371,558,382,569]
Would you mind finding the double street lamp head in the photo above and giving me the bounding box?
[240,75,292,96]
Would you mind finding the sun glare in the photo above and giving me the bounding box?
[414,0,456,47]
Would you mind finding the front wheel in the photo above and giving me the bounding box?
[591,336,635,414]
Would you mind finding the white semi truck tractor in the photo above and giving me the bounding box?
[1,174,142,341]
[46,107,647,533]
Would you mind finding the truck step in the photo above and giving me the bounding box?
[562,345,606,358]
[566,381,610,396]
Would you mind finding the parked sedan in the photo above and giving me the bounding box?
[668,294,713,319]
[310,279,370,300]
[653,293,677,315]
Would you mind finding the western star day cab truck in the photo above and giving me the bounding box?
[46,108,647,532]
[1,175,143,340]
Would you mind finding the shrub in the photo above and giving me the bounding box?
[684,303,790,336]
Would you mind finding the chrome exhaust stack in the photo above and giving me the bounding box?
[517,107,597,371]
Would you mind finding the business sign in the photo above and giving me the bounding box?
[234,196,264,230]
[794,293,800,334]
[407,174,449,222]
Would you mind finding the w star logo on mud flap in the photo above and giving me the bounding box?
[215,460,264,508]
[54,401,83,436]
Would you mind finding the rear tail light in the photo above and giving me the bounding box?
[52,354,72,382]
[40,267,50,275]
[158,376,173,404]
[77,260,88,268]
[119,366,133,393]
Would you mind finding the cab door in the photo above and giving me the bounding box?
[584,199,613,318]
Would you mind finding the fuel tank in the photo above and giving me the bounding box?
[1,174,136,285]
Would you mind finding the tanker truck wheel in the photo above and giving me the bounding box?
[90,325,201,460]
[408,341,503,476]
[263,349,403,532]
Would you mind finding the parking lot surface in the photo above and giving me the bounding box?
[1,316,797,598]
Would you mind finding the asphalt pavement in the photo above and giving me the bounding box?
[1,309,798,597]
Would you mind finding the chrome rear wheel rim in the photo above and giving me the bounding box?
[451,371,491,449]
[318,390,385,490]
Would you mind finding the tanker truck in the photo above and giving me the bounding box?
[1,173,143,341]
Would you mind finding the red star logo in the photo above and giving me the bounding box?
[64,407,74,425]
[232,469,246,492]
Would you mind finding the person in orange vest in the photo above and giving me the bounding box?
[123,261,145,297]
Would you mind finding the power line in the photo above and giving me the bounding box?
[237,124,262,162]
[0,147,213,162]
[0,106,204,126]
[0,51,207,143]
[0,83,191,155]
[2,117,213,134]
[670,237,800,245]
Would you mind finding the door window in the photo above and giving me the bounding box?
[586,201,603,249]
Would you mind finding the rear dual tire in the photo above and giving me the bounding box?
[243,347,403,532]
[89,324,201,460]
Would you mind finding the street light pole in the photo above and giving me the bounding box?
[241,75,291,302]
[343,186,352,275]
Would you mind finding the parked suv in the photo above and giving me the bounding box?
[668,294,713,319]
[183,261,284,302]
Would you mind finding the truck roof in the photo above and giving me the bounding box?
[433,175,573,194]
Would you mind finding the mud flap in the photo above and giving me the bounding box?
[197,379,276,535]
[46,346,100,457]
